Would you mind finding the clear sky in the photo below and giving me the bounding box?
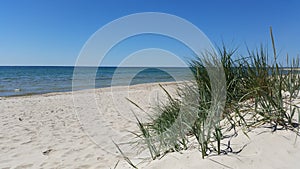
[0,0,299,66]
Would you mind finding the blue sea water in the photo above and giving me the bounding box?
[0,66,192,97]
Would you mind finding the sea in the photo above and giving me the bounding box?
[0,66,193,97]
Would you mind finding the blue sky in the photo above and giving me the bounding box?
[0,0,299,66]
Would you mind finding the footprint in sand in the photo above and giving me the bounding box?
[14,164,33,169]
[42,149,53,156]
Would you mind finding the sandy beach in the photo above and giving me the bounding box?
[1,82,300,169]
[1,0,300,168]
[0,82,179,169]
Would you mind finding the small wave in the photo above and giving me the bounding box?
[14,88,21,92]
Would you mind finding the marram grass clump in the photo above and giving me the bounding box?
[119,28,300,167]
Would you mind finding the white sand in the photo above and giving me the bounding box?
[1,82,300,169]
[147,128,300,169]
[0,82,178,169]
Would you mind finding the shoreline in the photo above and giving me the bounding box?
[0,80,184,99]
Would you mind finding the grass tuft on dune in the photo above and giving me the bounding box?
[123,27,300,166]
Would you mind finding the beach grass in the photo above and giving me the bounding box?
[121,27,300,166]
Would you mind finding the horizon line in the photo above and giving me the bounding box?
[0,65,190,68]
